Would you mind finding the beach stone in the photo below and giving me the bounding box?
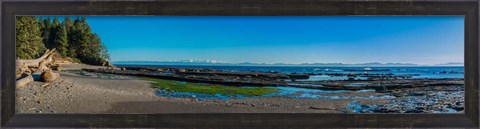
[40,69,60,82]
[451,106,464,111]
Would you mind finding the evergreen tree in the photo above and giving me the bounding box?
[76,18,99,64]
[64,16,74,32]
[51,17,60,29]
[54,24,68,57]
[45,17,51,27]
[100,43,110,62]
[19,16,110,65]
[67,18,84,58]
[47,17,60,49]
[38,19,45,31]
[16,16,45,59]
[81,33,102,64]
[64,16,75,57]
[39,18,51,49]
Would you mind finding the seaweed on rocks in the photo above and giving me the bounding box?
[344,85,465,113]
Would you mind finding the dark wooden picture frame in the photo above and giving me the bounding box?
[1,0,479,128]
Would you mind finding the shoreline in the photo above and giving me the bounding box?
[16,72,381,113]
[16,64,384,113]
[16,64,464,113]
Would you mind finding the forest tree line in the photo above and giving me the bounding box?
[16,16,110,66]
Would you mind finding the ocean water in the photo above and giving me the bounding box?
[114,64,463,97]
[115,64,464,80]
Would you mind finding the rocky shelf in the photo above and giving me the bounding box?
[83,67,464,92]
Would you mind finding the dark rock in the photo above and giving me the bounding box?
[451,106,464,111]
[404,110,424,113]
[309,106,334,110]
[408,92,427,96]
[415,106,426,110]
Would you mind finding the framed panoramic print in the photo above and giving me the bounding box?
[1,0,479,128]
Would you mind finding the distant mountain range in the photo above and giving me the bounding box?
[111,60,461,66]
[434,62,464,66]
[298,62,418,66]
[169,59,225,64]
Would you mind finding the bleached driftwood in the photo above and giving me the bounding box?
[16,48,56,68]
[34,60,48,74]
[16,49,59,86]
[16,75,33,89]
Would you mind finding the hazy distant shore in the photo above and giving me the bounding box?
[112,60,464,67]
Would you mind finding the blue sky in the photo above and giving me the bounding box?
[64,16,464,65]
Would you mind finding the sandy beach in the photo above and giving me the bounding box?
[15,64,392,114]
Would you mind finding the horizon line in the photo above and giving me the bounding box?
[111,60,465,66]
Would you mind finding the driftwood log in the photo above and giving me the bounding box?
[15,49,58,87]
[34,60,48,74]
[16,48,56,68]
[16,75,33,89]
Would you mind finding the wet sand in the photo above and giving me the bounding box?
[15,65,386,113]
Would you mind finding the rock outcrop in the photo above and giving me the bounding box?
[40,69,60,83]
